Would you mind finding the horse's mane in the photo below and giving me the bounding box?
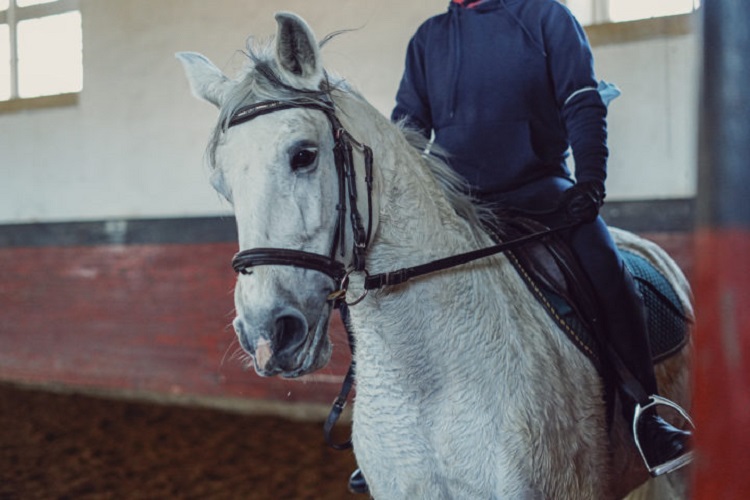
[397,127,495,233]
[207,34,493,234]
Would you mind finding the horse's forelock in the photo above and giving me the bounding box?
[205,36,336,168]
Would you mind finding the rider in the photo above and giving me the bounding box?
[349,0,691,493]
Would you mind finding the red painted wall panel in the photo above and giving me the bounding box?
[0,234,691,406]
[0,243,350,405]
[692,230,750,498]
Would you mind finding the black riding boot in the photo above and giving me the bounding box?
[605,266,693,476]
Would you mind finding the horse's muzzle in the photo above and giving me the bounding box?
[232,309,310,375]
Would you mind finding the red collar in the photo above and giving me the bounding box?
[452,0,486,7]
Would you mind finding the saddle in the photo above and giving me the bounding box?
[487,217,691,379]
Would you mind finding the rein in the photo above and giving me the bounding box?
[363,221,580,290]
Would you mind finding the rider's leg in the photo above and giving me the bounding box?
[565,218,692,476]
[567,218,658,397]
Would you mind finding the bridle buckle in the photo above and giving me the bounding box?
[327,269,369,306]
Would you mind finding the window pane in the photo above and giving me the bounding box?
[565,0,593,26]
[609,0,697,22]
[17,11,82,98]
[0,1,9,11]
[16,0,59,7]
[0,24,9,100]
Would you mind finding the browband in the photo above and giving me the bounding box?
[228,100,335,129]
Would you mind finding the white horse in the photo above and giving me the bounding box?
[178,12,692,499]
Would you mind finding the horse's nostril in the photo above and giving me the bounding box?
[274,314,306,352]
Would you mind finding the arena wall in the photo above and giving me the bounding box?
[0,0,699,410]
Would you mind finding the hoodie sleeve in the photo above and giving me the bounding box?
[542,3,608,187]
[391,26,433,137]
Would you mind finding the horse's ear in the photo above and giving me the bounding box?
[274,12,323,89]
[176,52,232,108]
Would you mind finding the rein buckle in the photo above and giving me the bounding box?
[326,289,347,302]
[327,269,370,306]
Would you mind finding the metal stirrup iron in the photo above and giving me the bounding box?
[632,395,695,477]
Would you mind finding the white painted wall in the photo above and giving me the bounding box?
[0,0,699,224]
[595,34,699,200]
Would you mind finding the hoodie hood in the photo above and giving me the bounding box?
[448,0,547,55]
[450,0,525,13]
[445,0,546,116]
[451,0,495,9]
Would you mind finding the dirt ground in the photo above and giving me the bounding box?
[0,382,358,499]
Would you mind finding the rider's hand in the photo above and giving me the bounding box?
[558,181,606,224]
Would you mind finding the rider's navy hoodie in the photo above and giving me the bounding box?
[392,0,608,200]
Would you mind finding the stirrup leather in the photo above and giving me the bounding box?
[632,395,696,477]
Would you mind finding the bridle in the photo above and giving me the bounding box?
[228,97,375,305]
[224,94,583,451]
[227,97,580,301]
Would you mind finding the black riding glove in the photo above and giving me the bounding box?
[558,181,606,224]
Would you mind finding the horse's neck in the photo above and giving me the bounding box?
[334,92,525,379]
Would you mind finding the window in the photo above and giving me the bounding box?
[0,0,81,102]
[564,0,701,25]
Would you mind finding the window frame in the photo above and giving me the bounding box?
[585,13,695,48]
[564,0,700,26]
[0,0,81,111]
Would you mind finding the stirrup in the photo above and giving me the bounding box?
[348,468,369,495]
[632,395,696,477]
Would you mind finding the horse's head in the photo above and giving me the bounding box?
[177,13,373,378]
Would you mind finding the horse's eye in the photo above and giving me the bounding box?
[290,147,318,171]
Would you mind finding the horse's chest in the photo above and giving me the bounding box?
[353,376,512,495]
